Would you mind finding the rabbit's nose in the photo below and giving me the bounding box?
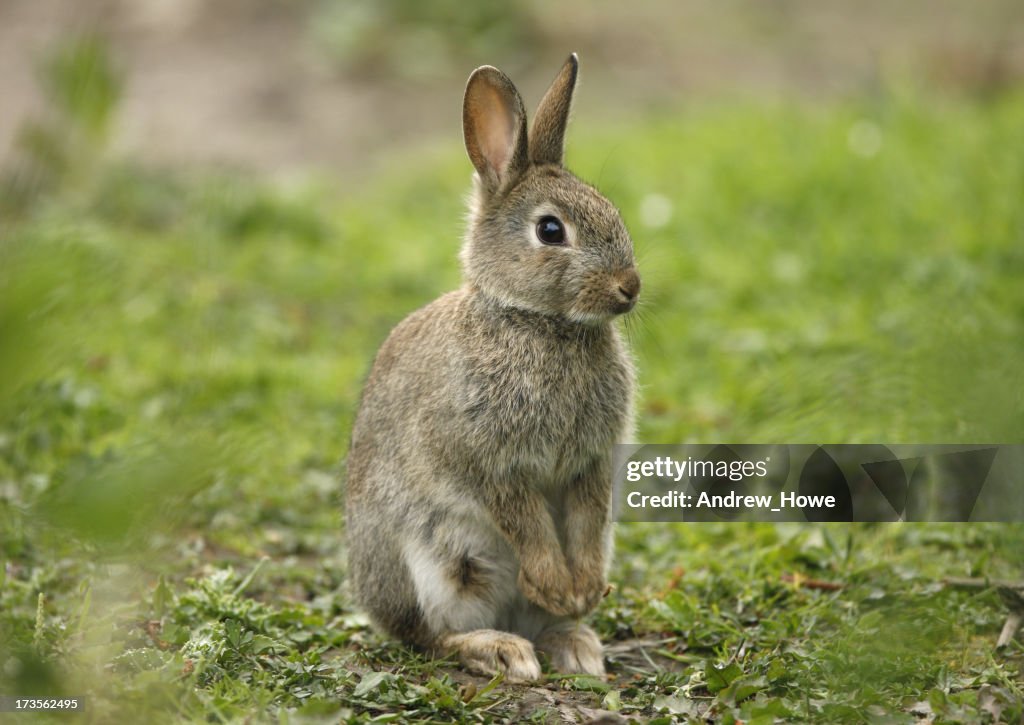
[616,269,641,304]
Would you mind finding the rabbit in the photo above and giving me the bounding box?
[345,53,640,683]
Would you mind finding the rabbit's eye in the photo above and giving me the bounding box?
[536,216,566,246]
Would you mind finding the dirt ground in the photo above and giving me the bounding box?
[2,0,1022,179]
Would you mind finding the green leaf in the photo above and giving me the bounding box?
[603,689,622,711]
[250,635,279,654]
[152,576,174,618]
[653,694,698,716]
[354,671,396,698]
[706,662,744,694]
[720,675,767,705]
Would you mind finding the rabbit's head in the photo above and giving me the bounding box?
[460,54,640,325]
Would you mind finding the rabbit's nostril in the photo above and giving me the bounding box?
[616,270,641,302]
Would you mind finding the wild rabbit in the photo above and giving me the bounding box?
[346,54,640,682]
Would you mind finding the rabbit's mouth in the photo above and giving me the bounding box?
[612,296,638,314]
[569,267,641,322]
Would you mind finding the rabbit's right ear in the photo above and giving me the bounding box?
[463,66,528,196]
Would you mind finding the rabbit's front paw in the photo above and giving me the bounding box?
[518,553,577,616]
[571,560,607,614]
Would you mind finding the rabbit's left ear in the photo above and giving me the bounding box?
[529,53,579,166]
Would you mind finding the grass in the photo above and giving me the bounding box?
[2,62,1024,722]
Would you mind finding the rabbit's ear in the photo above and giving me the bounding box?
[464,66,529,194]
[529,53,578,166]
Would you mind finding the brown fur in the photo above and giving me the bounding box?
[345,54,639,681]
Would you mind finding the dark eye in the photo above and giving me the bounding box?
[536,216,566,246]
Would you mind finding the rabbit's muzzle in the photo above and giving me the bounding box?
[611,268,641,314]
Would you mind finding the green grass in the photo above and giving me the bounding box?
[2,80,1024,722]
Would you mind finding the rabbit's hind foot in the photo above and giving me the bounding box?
[439,630,542,683]
[535,620,605,676]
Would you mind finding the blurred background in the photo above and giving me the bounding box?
[3,0,1024,175]
[2,2,1024,722]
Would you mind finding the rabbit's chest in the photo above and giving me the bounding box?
[458,334,632,473]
